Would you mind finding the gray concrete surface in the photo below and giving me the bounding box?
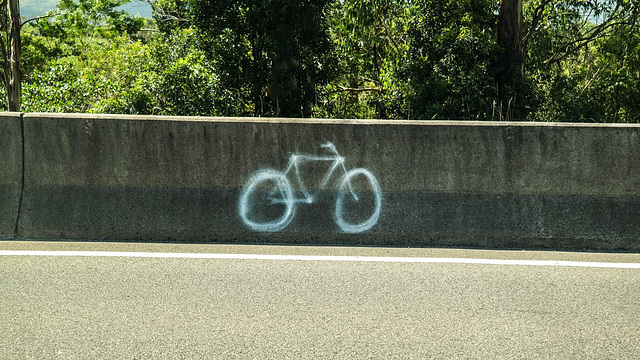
[0,113,22,239]
[1,241,639,359]
[7,113,640,249]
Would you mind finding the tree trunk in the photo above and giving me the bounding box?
[7,0,20,112]
[495,0,523,118]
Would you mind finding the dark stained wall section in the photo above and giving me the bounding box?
[0,113,23,239]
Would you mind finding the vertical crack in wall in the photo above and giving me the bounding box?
[13,112,25,238]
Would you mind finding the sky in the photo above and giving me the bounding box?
[20,0,154,20]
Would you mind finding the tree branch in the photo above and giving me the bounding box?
[21,13,58,27]
[544,19,628,67]
[542,2,628,67]
[326,85,384,95]
[522,0,553,47]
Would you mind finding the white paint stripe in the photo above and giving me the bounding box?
[1,250,639,269]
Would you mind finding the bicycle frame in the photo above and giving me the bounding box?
[276,142,355,205]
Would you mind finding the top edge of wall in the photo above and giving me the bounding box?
[19,112,640,128]
[0,112,23,117]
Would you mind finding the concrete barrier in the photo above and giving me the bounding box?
[0,113,22,239]
[12,113,640,250]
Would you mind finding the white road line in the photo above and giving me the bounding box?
[1,250,639,268]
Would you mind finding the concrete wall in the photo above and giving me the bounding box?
[0,113,22,239]
[7,113,640,250]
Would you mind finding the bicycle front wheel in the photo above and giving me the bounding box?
[335,168,382,233]
[238,169,295,232]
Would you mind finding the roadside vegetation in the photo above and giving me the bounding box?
[6,0,640,121]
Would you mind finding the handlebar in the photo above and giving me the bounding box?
[320,141,339,154]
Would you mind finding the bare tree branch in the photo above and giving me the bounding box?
[522,0,554,47]
[21,13,58,27]
[543,9,628,67]
[325,85,384,95]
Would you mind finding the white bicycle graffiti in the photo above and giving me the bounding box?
[239,142,382,233]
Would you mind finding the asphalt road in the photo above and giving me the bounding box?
[1,241,640,359]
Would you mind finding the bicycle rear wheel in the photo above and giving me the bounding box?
[238,169,295,232]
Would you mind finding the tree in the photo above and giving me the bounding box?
[191,0,335,117]
[404,0,499,120]
[319,0,411,119]
[0,0,22,111]
[495,0,640,120]
[531,3,640,122]
[494,0,523,118]
[530,0,638,68]
[146,0,191,34]
[3,0,146,112]
[21,0,150,113]
[15,0,640,122]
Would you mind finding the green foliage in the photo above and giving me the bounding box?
[403,0,500,120]
[55,0,144,38]
[191,0,335,117]
[144,28,251,116]
[533,23,640,122]
[22,37,153,113]
[17,0,640,122]
[150,0,192,34]
[21,0,149,113]
[317,0,411,119]
[22,18,245,116]
[525,0,640,122]
[21,0,144,73]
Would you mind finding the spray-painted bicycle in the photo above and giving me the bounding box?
[238,142,382,233]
